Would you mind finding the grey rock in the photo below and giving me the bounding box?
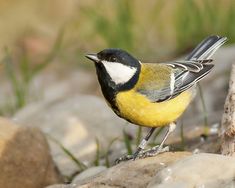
[148,153,235,188]
[72,166,107,184]
[46,184,77,188]
[46,153,235,188]
[48,152,235,188]
[46,152,191,188]
[73,152,190,188]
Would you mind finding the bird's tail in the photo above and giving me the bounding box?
[186,35,227,61]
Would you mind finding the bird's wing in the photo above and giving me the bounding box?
[136,60,213,102]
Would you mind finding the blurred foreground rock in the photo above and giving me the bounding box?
[0,117,62,188]
[13,95,135,177]
[47,152,235,188]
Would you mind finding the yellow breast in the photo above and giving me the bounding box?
[115,90,192,127]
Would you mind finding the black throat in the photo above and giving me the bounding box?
[95,63,141,113]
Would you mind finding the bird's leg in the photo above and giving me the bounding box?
[132,127,156,159]
[115,123,176,163]
[115,127,156,163]
[141,122,176,158]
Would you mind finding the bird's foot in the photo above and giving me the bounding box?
[140,145,169,158]
[115,145,169,164]
[115,154,135,164]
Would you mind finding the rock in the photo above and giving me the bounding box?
[148,153,235,188]
[47,152,235,188]
[46,184,74,188]
[13,95,136,177]
[72,166,107,184]
[46,152,190,188]
[0,117,62,188]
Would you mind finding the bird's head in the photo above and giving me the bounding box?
[86,49,140,86]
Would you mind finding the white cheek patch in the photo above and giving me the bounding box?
[102,61,137,84]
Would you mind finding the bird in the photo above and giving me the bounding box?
[85,35,227,162]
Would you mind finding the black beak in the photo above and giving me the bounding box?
[85,53,99,63]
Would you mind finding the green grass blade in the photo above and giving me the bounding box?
[47,134,87,171]
[180,120,185,150]
[105,137,119,167]
[198,84,209,135]
[123,130,133,155]
[94,138,100,166]
[3,48,26,108]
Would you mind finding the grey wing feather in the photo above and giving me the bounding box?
[167,59,212,72]
[170,63,214,97]
[161,60,214,101]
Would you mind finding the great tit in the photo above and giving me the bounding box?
[86,35,227,161]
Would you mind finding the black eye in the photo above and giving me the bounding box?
[110,56,116,62]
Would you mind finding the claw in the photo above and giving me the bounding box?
[115,155,133,164]
[132,147,142,160]
[115,145,169,164]
[141,146,169,158]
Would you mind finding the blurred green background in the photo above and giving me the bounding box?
[0,0,234,114]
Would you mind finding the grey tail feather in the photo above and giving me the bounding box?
[186,35,228,61]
